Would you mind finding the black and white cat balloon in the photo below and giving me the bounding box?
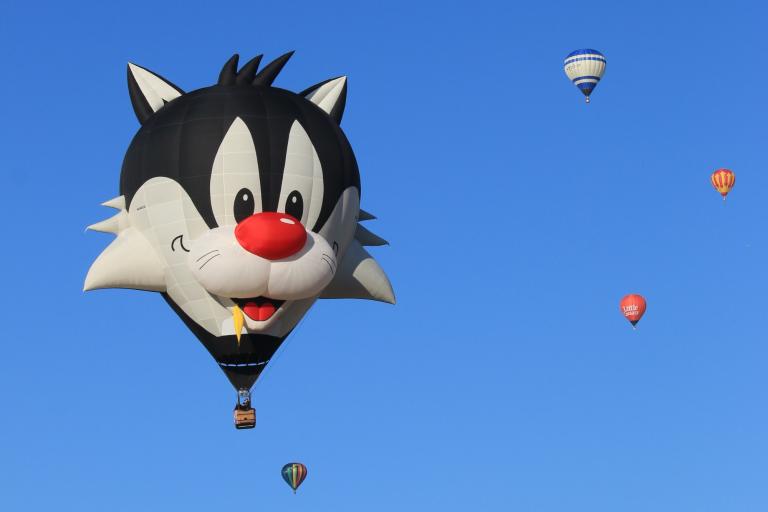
[84,53,394,394]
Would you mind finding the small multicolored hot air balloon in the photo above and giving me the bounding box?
[564,49,606,103]
[620,294,646,329]
[711,168,735,200]
[281,462,308,494]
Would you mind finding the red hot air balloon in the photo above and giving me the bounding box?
[711,168,735,200]
[620,294,646,329]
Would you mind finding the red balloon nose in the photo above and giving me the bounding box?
[234,212,307,260]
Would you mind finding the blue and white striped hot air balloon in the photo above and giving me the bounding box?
[564,49,606,103]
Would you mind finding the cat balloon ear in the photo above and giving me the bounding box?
[127,63,184,124]
[301,76,347,123]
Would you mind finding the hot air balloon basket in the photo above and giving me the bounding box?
[234,407,256,429]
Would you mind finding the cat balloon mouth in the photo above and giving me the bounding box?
[221,295,296,340]
[232,297,286,322]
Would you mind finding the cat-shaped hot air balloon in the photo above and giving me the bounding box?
[84,53,394,428]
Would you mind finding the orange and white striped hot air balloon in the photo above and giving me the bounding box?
[711,168,735,200]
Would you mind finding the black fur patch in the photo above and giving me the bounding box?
[163,294,288,390]
[120,84,360,232]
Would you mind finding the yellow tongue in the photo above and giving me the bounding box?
[233,305,244,345]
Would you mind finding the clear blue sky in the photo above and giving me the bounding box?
[1,1,767,510]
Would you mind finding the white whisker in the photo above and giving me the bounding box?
[321,255,337,272]
[196,249,220,262]
[199,253,221,270]
[321,258,335,275]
